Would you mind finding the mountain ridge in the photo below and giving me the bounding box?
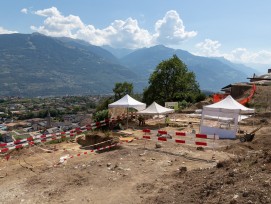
[119,45,255,91]
[0,33,259,97]
[0,33,138,97]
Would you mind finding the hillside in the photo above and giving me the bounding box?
[0,33,261,97]
[0,33,138,97]
[120,45,255,91]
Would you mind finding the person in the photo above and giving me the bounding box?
[165,115,170,127]
[138,115,143,126]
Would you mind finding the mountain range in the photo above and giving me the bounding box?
[0,33,258,97]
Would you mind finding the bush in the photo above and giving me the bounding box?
[93,110,110,122]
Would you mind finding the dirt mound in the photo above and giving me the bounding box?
[142,144,271,204]
[76,131,119,149]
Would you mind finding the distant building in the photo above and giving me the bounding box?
[248,69,271,85]
[220,83,252,98]
[46,111,52,128]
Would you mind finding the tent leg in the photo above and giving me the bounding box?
[126,107,129,129]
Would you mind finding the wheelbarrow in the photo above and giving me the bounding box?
[239,125,263,142]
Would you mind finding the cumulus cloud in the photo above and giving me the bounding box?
[21,8,28,14]
[78,18,153,49]
[195,39,271,64]
[154,10,197,45]
[195,39,221,57]
[30,7,196,49]
[225,48,271,64]
[31,7,84,38]
[34,7,61,17]
[0,27,18,34]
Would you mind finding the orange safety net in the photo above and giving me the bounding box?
[212,84,256,105]
[213,93,229,103]
[238,84,256,105]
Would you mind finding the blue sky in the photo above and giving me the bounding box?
[1,0,271,68]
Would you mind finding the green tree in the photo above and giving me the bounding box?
[96,97,114,112]
[93,109,110,122]
[143,55,201,105]
[113,82,133,101]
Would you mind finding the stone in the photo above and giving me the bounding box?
[155,143,162,148]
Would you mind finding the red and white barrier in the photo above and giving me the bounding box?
[63,142,121,160]
[0,119,111,151]
[142,129,219,148]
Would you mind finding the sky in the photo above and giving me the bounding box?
[1,0,271,69]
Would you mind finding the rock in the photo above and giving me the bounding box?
[216,161,224,168]
[230,200,237,204]
[228,172,234,177]
[196,146,204,151]
[242,191,249,197]
[178,166,187,173]
[155,143,162,148]
[107,163,111,167]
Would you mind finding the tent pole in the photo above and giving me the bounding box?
[127,107,129,129]
[158,114,160,129]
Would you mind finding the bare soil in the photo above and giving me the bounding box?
[0,114,270,204]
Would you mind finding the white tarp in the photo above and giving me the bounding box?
[203,95,254,114]
[108,94,146,111]
[137,102,174,115]
[200,95,255,139]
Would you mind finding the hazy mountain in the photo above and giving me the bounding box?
[0,33,261,97]
[244,63,270,74]
[120,45,253,91]
[58,37,120,64]
[212,57,259,77]
[0,33,138,97]
[102,45,134,58]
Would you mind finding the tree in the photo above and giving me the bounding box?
[143,55,201,105]
[113,82,133,101]
[93,109,110,122]
[96,97,114,112]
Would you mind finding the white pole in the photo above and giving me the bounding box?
[127,107,129,129]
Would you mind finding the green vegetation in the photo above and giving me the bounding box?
[113,82,133,101]
[93,110,110,122]
[143,55,205,106]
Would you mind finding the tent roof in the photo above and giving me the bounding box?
[137,102,175,115]
[108,94,146,111]
[203,95,254,114]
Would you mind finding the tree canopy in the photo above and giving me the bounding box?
[143,55,203,105]
[113,82,133,101]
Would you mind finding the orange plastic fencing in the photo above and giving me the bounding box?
[213,94,229,103]
[213,84,256,105]
[238,84,256,105]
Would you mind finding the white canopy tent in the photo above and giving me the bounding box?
[138,102,174,128]
[200,95,254,139]
[108,94,146,128]
[137,102,174,115]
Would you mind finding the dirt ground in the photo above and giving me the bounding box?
[0,113,271,204]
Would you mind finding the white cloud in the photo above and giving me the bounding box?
[30,7,196,49]
[195,39,271,64]
[21,8,28,14]
[0,26,17,34]
[97,18,152,49]
[34,7,61,17]
[154,10,197,45]
[76,18,153,49]
[195,39,221,57]
[225,48,271,64]
[31,7,84,38]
